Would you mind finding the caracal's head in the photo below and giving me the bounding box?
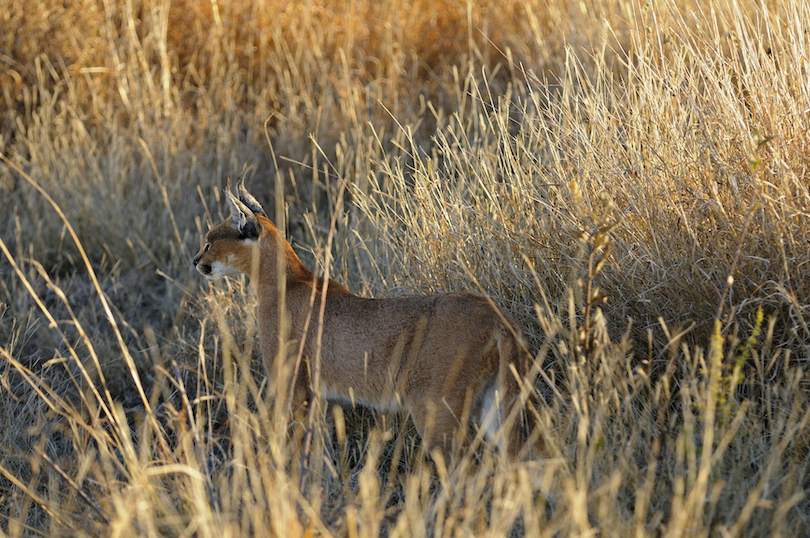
[193,174,268,279]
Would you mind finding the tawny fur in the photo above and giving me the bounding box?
[194,176,537,459]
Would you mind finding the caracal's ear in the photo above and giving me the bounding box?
[225,175,262,240]
[236,165,268,218]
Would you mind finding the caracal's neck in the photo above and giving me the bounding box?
[251,229,311,292]
[251,216,353,302]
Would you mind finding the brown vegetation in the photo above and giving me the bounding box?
[1,0,808,535]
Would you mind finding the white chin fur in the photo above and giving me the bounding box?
[210,261,241,278]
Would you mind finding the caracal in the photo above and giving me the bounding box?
[193,174,539,461]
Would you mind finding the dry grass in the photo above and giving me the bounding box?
[1,0,809,535]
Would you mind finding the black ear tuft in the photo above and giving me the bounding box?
[236,165,268,218]
[225,175,263,239]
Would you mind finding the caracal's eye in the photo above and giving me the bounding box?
[204,243,211,252]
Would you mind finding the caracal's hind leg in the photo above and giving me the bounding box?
[410,399,470,467]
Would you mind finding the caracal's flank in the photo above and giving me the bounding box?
[193,174,539,461]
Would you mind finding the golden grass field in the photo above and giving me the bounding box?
[1,0,809,535]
